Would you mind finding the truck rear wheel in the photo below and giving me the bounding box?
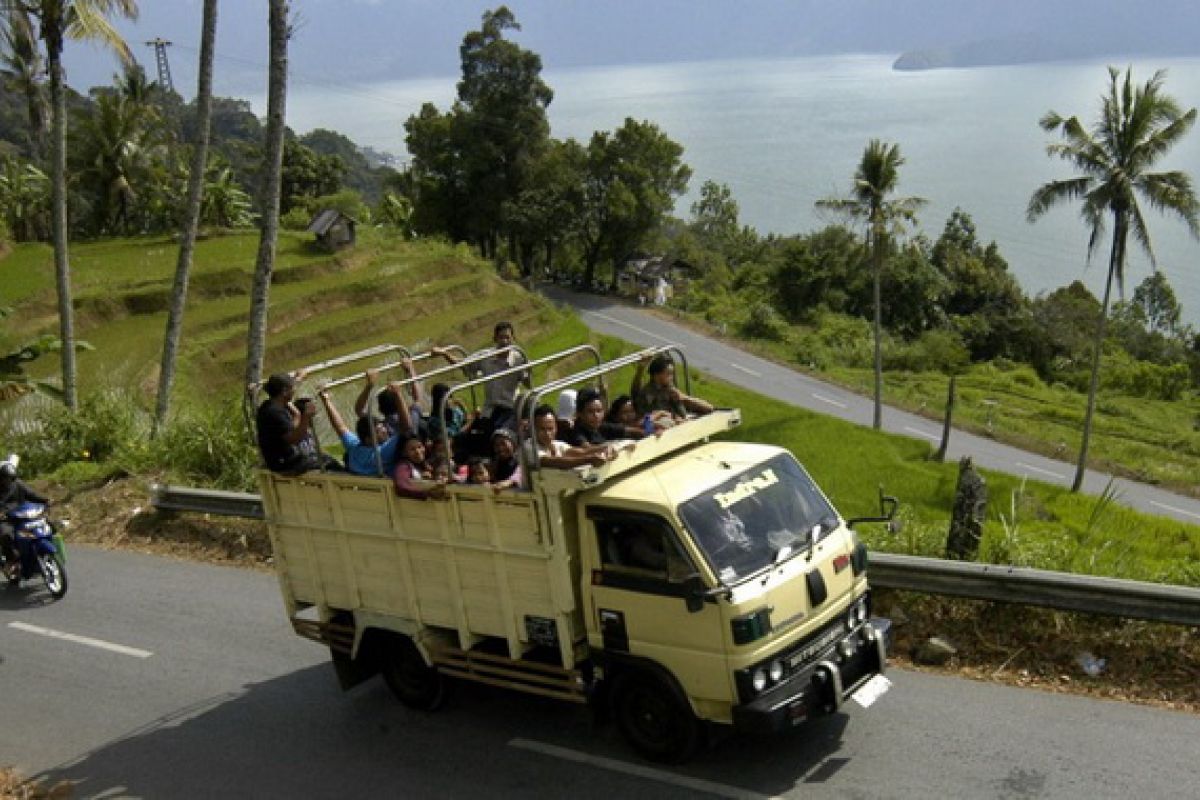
[381,635,445,711]
[612,672,701,763]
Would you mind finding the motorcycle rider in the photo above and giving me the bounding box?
[0,460,48,578]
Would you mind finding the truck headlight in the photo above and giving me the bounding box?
[752,667,768,693]
[768,659,785,683]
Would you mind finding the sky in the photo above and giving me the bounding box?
[62,1,1200,101]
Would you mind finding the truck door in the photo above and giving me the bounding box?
[584,509,727,701]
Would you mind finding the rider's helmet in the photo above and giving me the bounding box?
[0,460,15,486]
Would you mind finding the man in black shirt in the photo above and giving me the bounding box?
[256,373,319,474]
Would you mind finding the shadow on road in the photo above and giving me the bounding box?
[40,665,858,798]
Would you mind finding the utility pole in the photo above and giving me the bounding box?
[146,37,175,94]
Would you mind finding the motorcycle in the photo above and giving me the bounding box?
[4,501,68,599]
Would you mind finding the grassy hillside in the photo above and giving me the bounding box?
[2,231,1199,585]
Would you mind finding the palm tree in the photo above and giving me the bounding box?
[71,77,163,233]
[244,0,289,390]
[1028,67,1199,492]
[154,0,217,433]
[816,139,925,429]
[0,6,46,160]
[18,0,139,410]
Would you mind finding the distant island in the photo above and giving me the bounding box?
[893,36,1096,71]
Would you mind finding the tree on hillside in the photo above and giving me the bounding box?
[0,155,50,240]
[244,0,289,390]
[280,138,343,213]
[577,118,691,290]
[71,67,165,234]
[155,0,217,433]
[817,139,925,429]
[502,137,586,278]
[404,6,552,262]
[1028,66,1199,491]
[0,6,45,159]
[15,0,139,410]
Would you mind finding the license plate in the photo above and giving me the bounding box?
[850,674,892,708]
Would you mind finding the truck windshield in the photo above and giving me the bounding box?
[677,453,839,584]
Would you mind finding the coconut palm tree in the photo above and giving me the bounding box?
[816,139,925,429]
[0,6,46,160]
[1028,67,1199,492]
[16,0,139,410]
[244,0,289,390]
[154,0,217,433]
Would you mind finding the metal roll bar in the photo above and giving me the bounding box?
[434,344,605,477]
[515,345,691,475]
[241,343,416,447]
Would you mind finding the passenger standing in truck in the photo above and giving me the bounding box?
[569,388,637,448]
[319,386,401,476]
[437,323,529,432]
[256,373,319,474]
[632,354,713,421]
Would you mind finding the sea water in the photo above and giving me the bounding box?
[273,54,1200,323]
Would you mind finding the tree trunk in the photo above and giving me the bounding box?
[935,373,956,462]
[871,226,884,430]
[46,24,75,409]
[1073,210,1125,492]
[244,0,289,390]
[154,0,218,434]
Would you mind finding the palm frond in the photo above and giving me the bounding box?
[1026,177,1091,221]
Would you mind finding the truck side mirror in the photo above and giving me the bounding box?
[683,574,708,614]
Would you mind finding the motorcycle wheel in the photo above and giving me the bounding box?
[38,552,67,599]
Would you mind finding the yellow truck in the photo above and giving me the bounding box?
[257,345,894,762]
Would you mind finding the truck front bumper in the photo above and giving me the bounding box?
[732,617,891,735]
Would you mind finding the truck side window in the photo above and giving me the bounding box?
[594,513,694,583]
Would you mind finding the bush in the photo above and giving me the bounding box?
[884,329,969,374]
[4,392,257,490]
[739,300,789,341]
[10,390,147,480]
[280,207,311,231]
[794,312,872,369]
[150,402,259,490]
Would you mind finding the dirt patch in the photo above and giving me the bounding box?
[34,479,1200,714]
[878,589,1200,713]
[49,478,271,569]
[0,767,72,799]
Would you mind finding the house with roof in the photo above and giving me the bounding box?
[307,209,357,252]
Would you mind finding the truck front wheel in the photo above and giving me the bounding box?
[382,635,445,711]
[612,672,701,763]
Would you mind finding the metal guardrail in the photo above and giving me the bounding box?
[150,484,264,520]
[870,552,1200,627]
[148,486,1200,626]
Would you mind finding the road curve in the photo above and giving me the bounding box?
[543,286,1200,526]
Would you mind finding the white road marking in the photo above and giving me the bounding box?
[729,363,761,377]
[1150,501,1200,521]
[509,738,778,800]
[812,393,847,409]
[589,312,676,344]
[903,426,940,442]
[8,622,153,659]
[1015,462,1066,480]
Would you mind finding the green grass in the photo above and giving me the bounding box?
[5,233,1200,586]
[680,315,1200,499]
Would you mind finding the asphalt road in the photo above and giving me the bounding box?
[3,547,1199,799]
[543,286,1200,527]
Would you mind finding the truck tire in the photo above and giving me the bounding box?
[612,671,701,763]
[381,635,445,711]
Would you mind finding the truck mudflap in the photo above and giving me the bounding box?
[732,617,892,735]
